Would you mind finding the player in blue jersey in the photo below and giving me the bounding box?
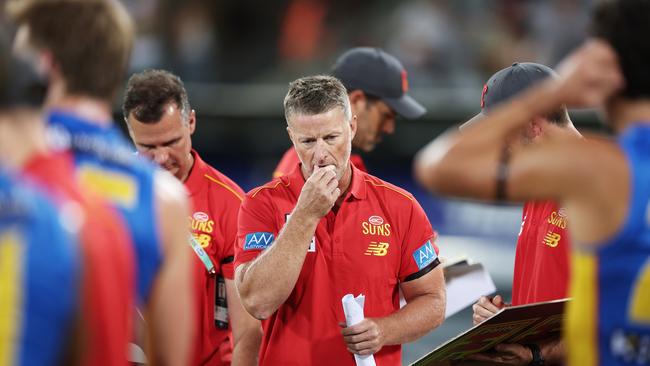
[0,33,79,366]
[8,1,195,364]
[0,170,79,366]
[415,0,650,365]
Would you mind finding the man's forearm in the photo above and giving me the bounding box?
[377,292,446,346]
[237,208,319,319]
[231,328,262,366]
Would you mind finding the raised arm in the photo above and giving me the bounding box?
[236,165,340,319]
[414,40,624,203]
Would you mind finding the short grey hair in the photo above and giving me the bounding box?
[283,75,352,124]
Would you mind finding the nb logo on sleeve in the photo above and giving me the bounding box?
[244,232,275,251]
[412,240,438,270]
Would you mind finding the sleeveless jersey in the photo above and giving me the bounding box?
[47,110,162,302]
[0,170,79,366]
[566,124,650,366]
[23,152,134,366]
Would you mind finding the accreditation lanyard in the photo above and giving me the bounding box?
[188,234,216,275]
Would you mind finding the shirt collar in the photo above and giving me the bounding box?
[184,149,204,195]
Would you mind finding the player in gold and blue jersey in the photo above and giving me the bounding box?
[8,1,195,364]
[0,170,79,366]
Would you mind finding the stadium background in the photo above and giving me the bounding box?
[7,0,602,363]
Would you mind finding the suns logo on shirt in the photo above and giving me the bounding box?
[547,208,568,229]
[362,215,391,237]
[189,211,215,233]
[189,211,215,248]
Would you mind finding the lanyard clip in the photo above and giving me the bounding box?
[188,234,216,275]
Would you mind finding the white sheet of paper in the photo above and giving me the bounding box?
[342,294,376,366]
[444,262,496,318]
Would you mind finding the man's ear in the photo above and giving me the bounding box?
[348,89,366,111]
[188,109,197,135]
[287,125,295,146]
[350,115,357,139]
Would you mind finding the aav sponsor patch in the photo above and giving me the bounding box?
[244,232,275,250]
[412,240,437,270]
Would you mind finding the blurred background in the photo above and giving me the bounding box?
[6,0,604,363]
[118,0,601,363]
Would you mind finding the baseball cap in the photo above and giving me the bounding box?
[461,62,556,129]
[332,47,426,119]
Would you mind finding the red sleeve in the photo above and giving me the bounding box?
[216,191,243,280]
[273,147,300,178]
[399,198,440,282]
[234,190,279,271]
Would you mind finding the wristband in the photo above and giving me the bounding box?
[525,343,545,366]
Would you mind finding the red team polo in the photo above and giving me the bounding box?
[511,201,570,306]
[184,150,245,366]
[235,164,440,366]
[23,152,134,366]
[273,146,368,177]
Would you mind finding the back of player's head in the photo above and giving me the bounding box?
[0,30,45,112]
[284,75,351,124]
[7,0,134,101]
[123,69,190,124]
[592,0,650,99]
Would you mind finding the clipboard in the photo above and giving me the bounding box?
[410,298,570,365]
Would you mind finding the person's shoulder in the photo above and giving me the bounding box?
[246,175,292,201]
[362,173,416,204]
[273,146,300,178]
[199,163,245,203]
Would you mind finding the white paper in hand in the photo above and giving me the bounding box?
[342,294,376,366]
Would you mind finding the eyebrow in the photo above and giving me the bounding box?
[137,136,182,149]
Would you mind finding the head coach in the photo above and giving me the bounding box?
[235,75,445,366]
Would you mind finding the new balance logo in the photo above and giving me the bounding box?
[543,232,561,248]
[365,242,389,256]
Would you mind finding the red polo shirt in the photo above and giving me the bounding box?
[511,201,571,306]
[235,164,440,366]
[273,146,368,178]
[184,150,245,366]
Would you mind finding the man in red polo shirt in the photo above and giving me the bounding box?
[273,47,426,178]
[420,63,580,365]
[122,69,261,366]
[236,75,446,366]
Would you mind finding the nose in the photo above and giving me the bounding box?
[151,148,169,166]
[313,139,329,166]
[383,117,396,135]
